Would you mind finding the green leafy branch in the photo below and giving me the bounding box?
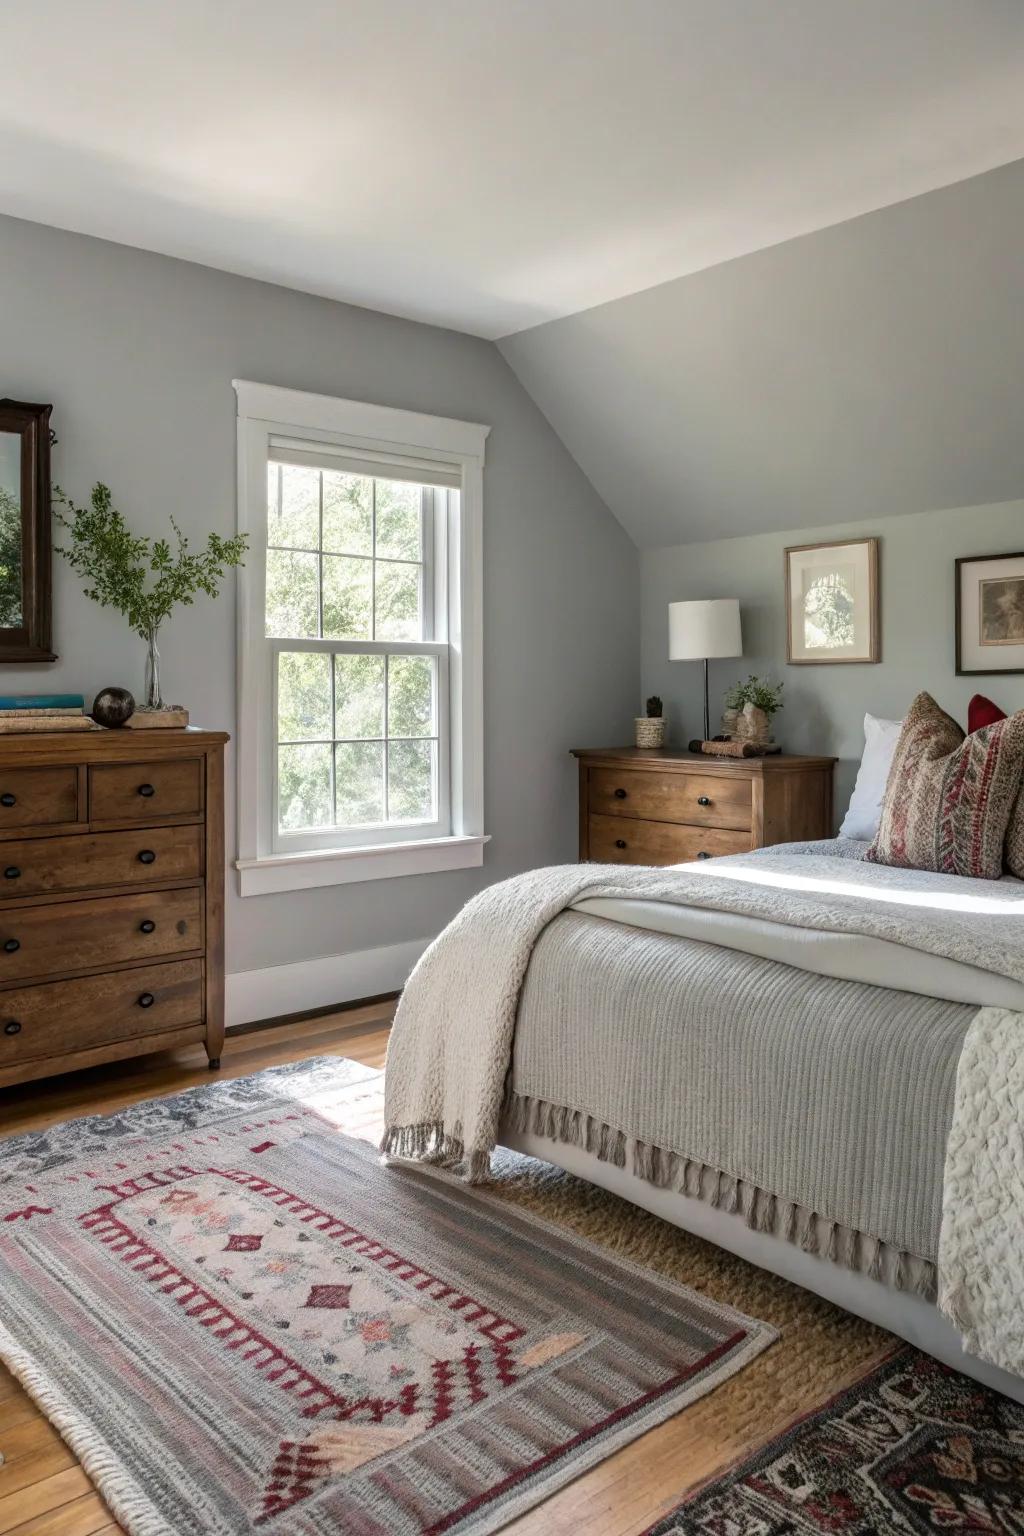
[724,674,785,717]
[53,483,248,639]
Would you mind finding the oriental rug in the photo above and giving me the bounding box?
[645,1347,1024,1534]
[0,1056,774,1536]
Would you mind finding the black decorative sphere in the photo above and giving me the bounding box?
[92,687,136,728]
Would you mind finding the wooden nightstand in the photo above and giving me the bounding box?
[572,747,836,865]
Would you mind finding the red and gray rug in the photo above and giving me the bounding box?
[645,1347,1024,1534]
[0,1057,774,1535]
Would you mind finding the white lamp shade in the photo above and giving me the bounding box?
[668,598,742,660]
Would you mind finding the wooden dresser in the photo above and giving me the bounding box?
[0,727,227,1090]
[573,747,836,865]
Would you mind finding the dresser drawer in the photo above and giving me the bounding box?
[0,958,203,1066]
[0,888,202,983]
[90,758,203,823]
[0,825,202,898]
[0,766,78,829]
[588,766,752,830]
[589,812,751,866]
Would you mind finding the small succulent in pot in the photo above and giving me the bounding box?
[636,694,667,748]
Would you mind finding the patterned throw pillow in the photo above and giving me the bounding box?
[867,692,1024,880]
[965,694,1024,879]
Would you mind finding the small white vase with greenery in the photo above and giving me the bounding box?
[53,484,248,711]
[722,675,784,744]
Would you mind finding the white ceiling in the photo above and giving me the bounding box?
[2,1,1024,339]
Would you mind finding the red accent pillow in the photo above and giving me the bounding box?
[969,694,1007,733]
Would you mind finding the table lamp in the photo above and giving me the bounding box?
[668,598,743,743]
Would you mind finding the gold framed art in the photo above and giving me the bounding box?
[784,537,879,665]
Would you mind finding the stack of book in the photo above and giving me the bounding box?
[0,693,96,733]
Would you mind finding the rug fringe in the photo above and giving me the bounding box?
[499,1088,936,1301]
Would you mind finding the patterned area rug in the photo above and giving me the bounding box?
[645,1348,1024,1533]
[0,1056,774,1536]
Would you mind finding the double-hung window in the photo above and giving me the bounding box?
[235,382,487,895]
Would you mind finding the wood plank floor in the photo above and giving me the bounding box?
[0,1005,886,1535]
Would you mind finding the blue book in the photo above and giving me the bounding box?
[0,693,85,711]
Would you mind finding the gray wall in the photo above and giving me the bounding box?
[642,499,1024,822]
[501,157,1024,549]
[0,213,639,976]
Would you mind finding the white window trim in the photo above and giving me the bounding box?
[233,380,489,896]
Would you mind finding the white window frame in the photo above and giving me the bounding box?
[234,381,488,896]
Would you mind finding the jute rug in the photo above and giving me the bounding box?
[644,1347,1024,1533]
[0,1057,774,1536]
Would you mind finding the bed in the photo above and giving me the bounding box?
[383,839,1024,1403]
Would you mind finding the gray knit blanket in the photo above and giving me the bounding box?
[383,852,1024,1172]
[382,851,1024,1361]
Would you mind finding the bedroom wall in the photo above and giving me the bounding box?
[0,212,639,1003]
[641,499,1024,825]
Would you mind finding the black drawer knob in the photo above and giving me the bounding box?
[615,838,627,849]
[613,787,627,799]
[697,850,711,860]
[4,866,20,880]
[138,849,156,865]
[0,793,16,808]
[138,783,155,798]
[4,1020,21,1035]
[137,992,155,1008]
[139,919,156,934]
[697,795,711,806]
[3,938,19,953]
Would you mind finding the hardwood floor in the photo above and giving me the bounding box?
[0,1004,886,1535]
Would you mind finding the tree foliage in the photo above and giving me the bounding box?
[53,483,248,638]
[0,487,23,627]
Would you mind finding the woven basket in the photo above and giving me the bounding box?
[634,717,666,749]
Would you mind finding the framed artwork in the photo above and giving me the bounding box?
[0,399,55,662]
[956,551,1024,675]
[784,537,879,665]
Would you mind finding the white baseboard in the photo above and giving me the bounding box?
[225,936,430,1030]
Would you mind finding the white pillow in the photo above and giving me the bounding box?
[839,713,904,841]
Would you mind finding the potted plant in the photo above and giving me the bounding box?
[635,695,666,749]
[53,484,248,715]
[722,676,784,745]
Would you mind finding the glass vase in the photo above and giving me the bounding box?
[144,625,163,710]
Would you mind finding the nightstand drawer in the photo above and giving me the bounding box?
[0,959,203,1066]
[0,888,202,983]
[589,813,750,866]
[0,825,202,898]
[588,766,753,830]
[90,759,203,823]
[0,767,78,829]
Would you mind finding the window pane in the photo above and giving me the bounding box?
[278,743,332,831]
[335,653,384,739]
[270,464,320,550]
[322,471,372,556]
[374,560,421,640]
[388,655,434,737]
[375,479,422,561]
[266,548,318,638]
[335,741,384,825]
[388,739,435,823]
[322,554,372,640]
[277,651,331,741]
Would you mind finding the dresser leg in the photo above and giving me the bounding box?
[208,1056,221,1071]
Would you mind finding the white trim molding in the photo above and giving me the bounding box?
[233,380,489,895]
[225,936,429,1029]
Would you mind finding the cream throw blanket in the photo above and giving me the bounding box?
[382,851,1024,1367]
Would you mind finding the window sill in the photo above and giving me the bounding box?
[235,834,489,896]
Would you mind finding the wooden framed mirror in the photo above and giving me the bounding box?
[0,399,55,662]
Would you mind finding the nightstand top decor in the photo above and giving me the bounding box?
[571,746,837,772]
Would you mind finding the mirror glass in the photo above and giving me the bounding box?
[0,431,23,627]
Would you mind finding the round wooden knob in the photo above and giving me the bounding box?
[137,992,155,1008]
[4,1020,21,1035]
[137,850,156,865]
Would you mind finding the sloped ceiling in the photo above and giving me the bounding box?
[499,159,1024,549]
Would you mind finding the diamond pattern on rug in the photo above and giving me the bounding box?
[304,1283,352,1310]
